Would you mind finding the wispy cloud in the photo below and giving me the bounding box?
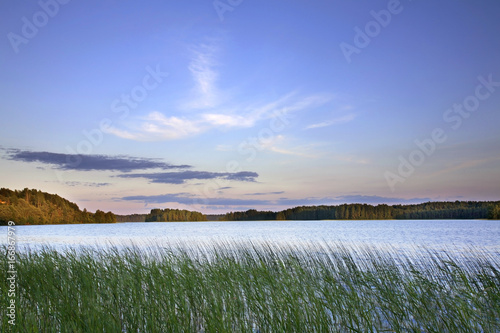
[103,35,336,142]
[3,149,190,172]
[183,42,221,110]
[102,37,338,142]
[202,113,254,127]
[267,144,318,158]
[104,111,202,141]
[199,92,300,129]
[116,170,259,184]
[306,113,356,129]
[62,181,111,187]
[106,93,333,142]
[245,191,285,196]
[249,135,320,158]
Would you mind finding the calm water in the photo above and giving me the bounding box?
[2,220,500,255]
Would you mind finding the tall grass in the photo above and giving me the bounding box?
[1,242,499,332]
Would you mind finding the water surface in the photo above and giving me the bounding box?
[2,220,499,256]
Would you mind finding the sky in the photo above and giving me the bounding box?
[1,0,499,215]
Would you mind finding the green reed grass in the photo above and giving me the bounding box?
[1,242,499,332]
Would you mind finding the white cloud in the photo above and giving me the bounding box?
[286,94,334,113]
[202,113,252,127]
[202,92,333,129]
[183,43,221,110]
[104,111,202,141]
[245,135,319,158]
[106,93,335,141]
[104,39,337,142]
[306,113,356,129]
[268,146,311,157]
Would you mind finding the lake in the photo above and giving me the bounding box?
[5,220,500,331]
[2,220,500,256]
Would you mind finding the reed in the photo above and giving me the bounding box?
[1,242,499,332]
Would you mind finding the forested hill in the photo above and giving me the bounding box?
[0,188,116,225]
[222,201,500,221]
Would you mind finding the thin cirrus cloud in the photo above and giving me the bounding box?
[183,42,221,110]
[116,170,259,184]
[62,181,111,187]
[102,38,336,142]
[104,93,334,142]
[236,134,319,158]
[105,111,203,141]
[3,149,191,172]
[245,191,285,196]
[103,39,337,142]
[306,113,356,130]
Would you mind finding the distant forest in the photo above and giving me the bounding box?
[116,214,147,223]
[1,188,499,225]
[145,208,207,222]
[0,188,116,225]
[222,201,500,221]
[116,213,223,222]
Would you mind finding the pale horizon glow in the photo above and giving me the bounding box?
[1,1,499,215]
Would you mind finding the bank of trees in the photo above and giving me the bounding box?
[2,187,498,225]
[0,188,116,225]
[221,201,500,221]
[116,214,147,222]
[488,204,500,219]
[145,208,207,222]
[223,209,276,221]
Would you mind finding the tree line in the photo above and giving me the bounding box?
[145,208,207,222]
[0,188,116,225]
[1,187,498,225]
[115,214,147,222]
[489,204,500,219]
[221,201,500,221]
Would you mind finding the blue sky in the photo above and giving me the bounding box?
[1,0,499,214]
